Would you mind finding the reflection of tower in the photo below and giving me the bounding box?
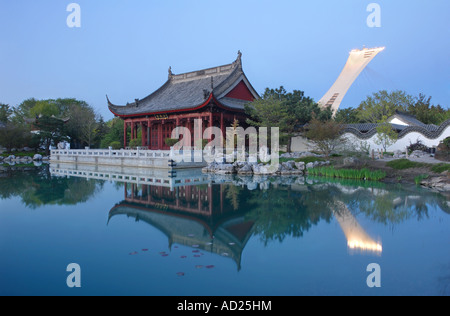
[318,47,385,114]
[332,201,382,254]
[109,182,255,270]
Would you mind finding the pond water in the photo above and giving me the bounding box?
[0,165,449,296]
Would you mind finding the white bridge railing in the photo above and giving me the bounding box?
[51,148,172,159]
[50,147,205,162]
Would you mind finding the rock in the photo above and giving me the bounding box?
[281,161,295,171]
[410,150,429,158]
[237,163,253,174]
[19,156,32,163]
[343,156,360,166]
[4,155,15,162]
[33,154,43,161]
[305,162,314,170]
[393,150,403,158]
[421,176,450,191]
[295,161,305,171]
[215,163,235,174]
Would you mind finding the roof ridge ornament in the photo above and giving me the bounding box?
[235,50,242,68]
[168,66,173,79]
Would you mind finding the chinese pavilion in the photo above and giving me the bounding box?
[107,51,259,150]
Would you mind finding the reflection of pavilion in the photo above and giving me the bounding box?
[109,182,255,270]
[333,200,382,254]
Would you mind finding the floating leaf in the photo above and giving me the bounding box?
[193,254,200,257]
[161,254,169,257]
[192,244,199,248]
[195,265,203,269]
[142,249,149,252]
[180,255,187,259]
[187,234,195,237]
[205,265,215,269]
[129,251,138,255]
[176,272,185,276]
[192,250,200,253]
[221,253,229,257]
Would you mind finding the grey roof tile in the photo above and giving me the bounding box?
[107,53,257,117]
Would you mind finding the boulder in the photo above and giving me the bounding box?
[305,162,314,170]
[295,161,305,171]
[421,176,450,192]
[4,155,15,162]
[237,163,253,174]
[343,156,361,166]
[215,163,235,174]
[33,154,43,161]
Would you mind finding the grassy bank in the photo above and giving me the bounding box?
[386,159,450,173]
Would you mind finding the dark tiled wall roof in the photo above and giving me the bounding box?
[342,119,450,140]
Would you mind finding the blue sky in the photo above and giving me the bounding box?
[1,0,449,120]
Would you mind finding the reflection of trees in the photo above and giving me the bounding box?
[335,183,449,227]
[242,186,333,245]
[224,184,241,210]
[220,176,450,245]
[0,166,103,209]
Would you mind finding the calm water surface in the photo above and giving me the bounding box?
[0,165,449,296]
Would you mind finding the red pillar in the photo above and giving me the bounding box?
[158,121,162,150]
[141,122,145,147]
[130,122,135,141]
[123,122,127,148]
[220,112,224,141]
[209,112,213,140]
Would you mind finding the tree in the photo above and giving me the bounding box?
[33,115,68,155]
[12,98,38,125]
[100,118,124,149]
[357,90,415,123]
[334,107,361,124]
[246,86,331,152]
[0,122,30,152]
[60,99,98,149]
[407,94,450,125]
[93,116,108,148]
[374,120,398,152]
[0,103,12,123]
[305,117,345,157]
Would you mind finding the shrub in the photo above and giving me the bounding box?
[165,138,179,147]
[443,137,450,148]
[407,139,428,153]
[109,141,121,150]
[128,139,141,148]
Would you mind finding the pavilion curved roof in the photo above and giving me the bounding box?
[107,52,259,118]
